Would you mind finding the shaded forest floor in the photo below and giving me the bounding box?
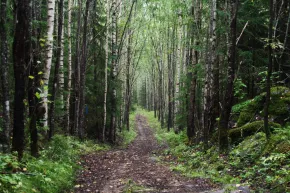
[74,115,216,193]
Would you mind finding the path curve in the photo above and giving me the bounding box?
[74,115,214,193]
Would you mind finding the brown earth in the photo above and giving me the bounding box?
[74,115,216,193]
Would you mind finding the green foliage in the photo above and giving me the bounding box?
[236,86,290,126]
[0,135,109,193]
[231,129,290,192]
[118,109,138,147]
[236,95,263,126]
[234,78,247,100]
[141,109,290,192]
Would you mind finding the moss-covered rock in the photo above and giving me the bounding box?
[236,95,264,126]
[235,86,290,126]
[229,121,281,143]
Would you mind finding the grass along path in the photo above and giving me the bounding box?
[74,114,215,193]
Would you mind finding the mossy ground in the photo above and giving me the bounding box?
[235,86,290,127]
[229,121,281,143]
[139,108,290,192]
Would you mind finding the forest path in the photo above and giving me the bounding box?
[74,115,215,193]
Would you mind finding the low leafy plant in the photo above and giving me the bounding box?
[0,135,109,193]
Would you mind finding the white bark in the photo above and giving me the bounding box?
[103,0,110,141]
[59,16,65,110]
[43,0,56,127]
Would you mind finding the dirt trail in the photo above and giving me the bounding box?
[74,115,215,193]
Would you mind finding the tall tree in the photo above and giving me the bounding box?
[78,0,92,139]
[187,0,200,141]
[264,0,274,139]
[174,9,182,133]
[103,0,110,140]
[109,0,117,142]
[48,0,64,139]
[218,0,238,152]
[12,0,31,160]
[42,0,56,127]
[73,0,82,136]
[65,0,72,133]
[0,0,10,153]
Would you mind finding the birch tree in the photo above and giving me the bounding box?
[42,0,56,127]
[103,0,110,141]
[174,9,182,133]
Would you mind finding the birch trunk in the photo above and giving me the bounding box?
[59,18,65,111]
[48,0,64,139]
[42,0,56,127]
[103,0,110,141]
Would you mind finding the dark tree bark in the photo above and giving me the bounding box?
[48,0,64,140]
[12,0,31,160]
[218,0,238,152]
[124,28,132,131]
[79,0,92,139]
[167,25,173,131]
[28,0,43,157]
[73,0,82,136]
[187,0,200,141]
[109,0,117,143]
[0,0,10,153]
[264,0,274,139]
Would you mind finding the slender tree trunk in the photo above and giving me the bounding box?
[167,25,173,131]
[78,0,92,140]
[204,0,217,147]
[59,16,65,113]
[12,0,31,160]
[65,0,72,134]
[187,0,198,141]
[109,0,117,143]
[28,0,43,157]
[73,0,82,136]
[264,0,274,139]
[174,10,182,133]
[218,0,238,152]
[42,0,56,127]
[103,0,110,140]
[125,28,132,131]
[0,0,10,153]
[48,0,64,139]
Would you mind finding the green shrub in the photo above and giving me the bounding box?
[236,86,290,127]
[0,135,109,193]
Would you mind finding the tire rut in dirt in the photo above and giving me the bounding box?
[74,115,214,193]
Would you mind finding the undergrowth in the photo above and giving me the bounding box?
[0,135,109,193]
[140,109,290,192]
[118,108,138,147]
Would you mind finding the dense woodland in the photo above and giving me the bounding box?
[1,0,290,192]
